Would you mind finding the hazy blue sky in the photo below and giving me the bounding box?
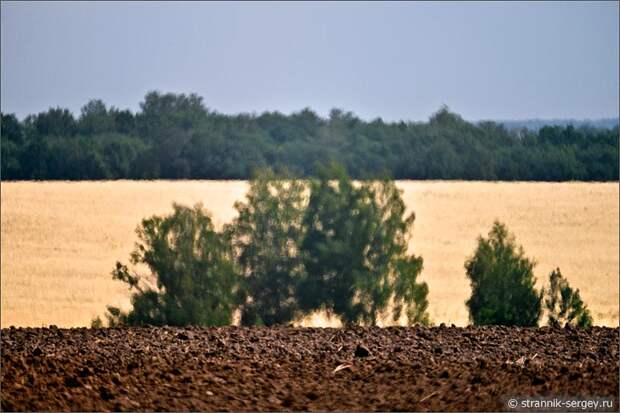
[1,1,618,121]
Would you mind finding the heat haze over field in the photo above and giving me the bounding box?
[1,181,618,328]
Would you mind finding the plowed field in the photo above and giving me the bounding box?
[1,326,618,411]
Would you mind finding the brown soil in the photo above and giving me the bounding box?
[1,325,618,411]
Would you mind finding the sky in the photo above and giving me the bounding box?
[1,1,618,122]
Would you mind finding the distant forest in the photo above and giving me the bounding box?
[500,118,619,132]
[1,92,618,181]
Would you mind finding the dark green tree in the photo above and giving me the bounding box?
[227,169,307,325]
[465,221,542,326]
[33,107,77,137]
[1,113,23,143]
[107,203,240,326]
[113,109,136,135]
[544,268,593,328]
[1,113,24,179]
[135,91,209,178]
[78,99,115,135]
[299,164,429,325]
[45,136,110,180]
[99,134,147,178]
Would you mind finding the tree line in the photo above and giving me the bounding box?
[97,166,592,329]
[2,91,618,181]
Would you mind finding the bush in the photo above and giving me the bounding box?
[544,268,593,328]
[465,221,542,326]
[299,164,429,325]
[106,203,240,326]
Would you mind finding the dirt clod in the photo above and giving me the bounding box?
[354,344,370,357]
[64,376,80,388]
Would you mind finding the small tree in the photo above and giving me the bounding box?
[227,169,307,326]
[545,268,593,328]
[465,221,542,326]
[299,164,429,325]
[107,203,240,326]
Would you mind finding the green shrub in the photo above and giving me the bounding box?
[465,221,542,326]
[106,203,240,326]
[544,268,593,328]
[90,316,104,328]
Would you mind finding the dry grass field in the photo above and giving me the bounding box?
[1,181,618,328]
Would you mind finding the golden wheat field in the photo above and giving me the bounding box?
[1,180,618,328]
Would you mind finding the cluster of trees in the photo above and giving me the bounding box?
[2,91,618,181]
[101,165,429,327]
[466,221,592,328]
[98,167,592,329]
